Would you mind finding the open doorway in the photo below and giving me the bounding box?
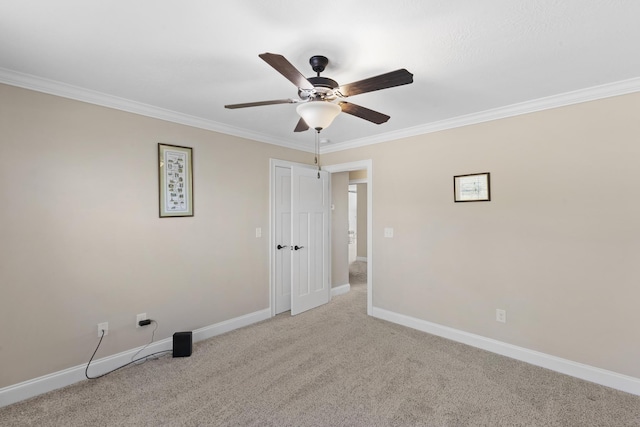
[348,181,367,288]
[348,184,357,264]
[324,160,372,315]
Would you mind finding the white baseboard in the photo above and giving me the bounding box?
[192,308,270,343]
[0,308,271,408]
[331,283,351,297]
[356,257,368,262]
[7,305,637,408]
[371,306,640,396]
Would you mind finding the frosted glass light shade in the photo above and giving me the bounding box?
[296,101,341,130]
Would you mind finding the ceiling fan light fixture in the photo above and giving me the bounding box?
[296,101,341,131]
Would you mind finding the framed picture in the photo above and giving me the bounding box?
[454,172,490,202]
[158,143,193,217]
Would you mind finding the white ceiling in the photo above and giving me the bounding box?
[2,1,640,152]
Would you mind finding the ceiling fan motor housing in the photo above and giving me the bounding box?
[302,76,338,101]
[304,56,338,100]
[308,76,338,88]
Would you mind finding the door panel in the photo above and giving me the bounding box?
[291,167,330,315]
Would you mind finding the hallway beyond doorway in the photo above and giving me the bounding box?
[349,260,367,286]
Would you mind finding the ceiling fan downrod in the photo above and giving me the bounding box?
[306,55,339,98]
[309,55,328,76]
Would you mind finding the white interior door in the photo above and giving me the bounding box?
[274,166,292,314]
[291,166,330,315]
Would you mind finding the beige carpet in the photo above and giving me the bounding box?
[2,278,639,426]
[349,260,367,286]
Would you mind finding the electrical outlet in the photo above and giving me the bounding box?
[98,322,108,337]
[496,309,507,323]
[136,313,147,328]
[255,227,262,238]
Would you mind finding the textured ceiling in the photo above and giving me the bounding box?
[1,1,640,152]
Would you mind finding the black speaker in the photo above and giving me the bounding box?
[173,331,192,357]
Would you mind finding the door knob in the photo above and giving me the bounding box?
[277,244,288,250]
[294,245,304,250]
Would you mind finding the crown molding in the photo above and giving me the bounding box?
[2,67,638,155]
[321,76,640,154]
[0,67,315,153]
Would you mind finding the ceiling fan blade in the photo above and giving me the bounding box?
[337,69,413,97]
[339,102,390,124]
[259,53,315,90]
[294,118,309,132]
[224,99,297,109]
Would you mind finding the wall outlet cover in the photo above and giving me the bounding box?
[98,322,108,337]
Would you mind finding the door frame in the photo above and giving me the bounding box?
[323,160,373,316]
[269,158,373,317]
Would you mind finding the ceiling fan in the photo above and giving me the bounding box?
[224,53,414,132]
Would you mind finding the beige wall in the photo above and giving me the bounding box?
[0,84,311,387]
[356,183,368,259]
[323,92,640,379]
[3,80,640,390]
[331,172,349,287]
[349,169,367,181]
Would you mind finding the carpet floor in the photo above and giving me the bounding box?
[1,267,639,426]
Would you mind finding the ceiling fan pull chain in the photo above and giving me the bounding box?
[316,129,321,179]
